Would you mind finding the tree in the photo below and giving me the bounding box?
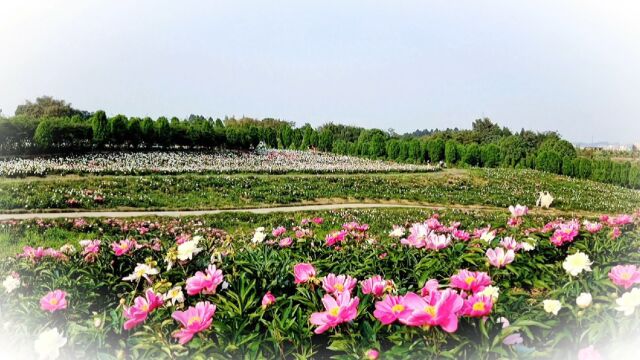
[577,158,592,179]
[536,150,562,174]
[480,144,501,167]
[499,136,527,167]
[15,96,86,118]
[462,143,481,166]
[155,117,171,148]
[562,156,574,177]
[318,128,333,152]
[34,119,55,149]
[428,138,445,162]
[108,115,128,146]
[91,110,109,147]
[629,165,640,189]
[128,117,142,148]
[444,140,459,165]
[140,117,155,147]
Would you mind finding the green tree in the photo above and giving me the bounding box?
[480,144,501,167]
[91,110,109,147]
[444,140,459,165]
[108,115,128,146]
[428,138,445,162]
[462,143,481,166]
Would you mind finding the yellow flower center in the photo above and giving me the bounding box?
[120,243,129,250]
[335,284,344,292]
[187,316,201,326]
[621,272,632,280]
[472,302,485,312]
[423,305,436,317]
[465,276,475,285]
[329,307,340,317]
[141,304,149,312]
[50,298,58,305]
[391,304,405,313]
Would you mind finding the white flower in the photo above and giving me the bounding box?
[480,231,496,243]
[251,228,267,244]
[615,288,640,316]
[543,299,562,315]
[521,238,536,251]
[478,285,500,300]
[388,226,405,238]
[122,264,159,282]
[496,316,510,328]
[562,251,592,276]
[2,275,20,293]
[576,292,592,308]
[34,328,67,360]
[221,281,229,290]
[177,239,203,261]
[163,286,185,306]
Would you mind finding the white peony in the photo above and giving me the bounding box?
[543,299,562,315]
[34,327,67,360]
[252,227,267,244]
[2,275,20,293]
[521,238,536,252]
[576,292,592,308]
[122,263,159,282]
[615,288,640,316]
[480,231,496,243]
[562,251,592,276]
[478,285,500,300]
[177,239,203,261]
[163,286,185,306]
[388,226,405,238]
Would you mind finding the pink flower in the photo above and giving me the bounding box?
[507,217,522,228]
[452,229,470,241]
[508,204,528,217]
[185,265,224,296]
[503,333,523,345]
[583,220,603,234]
[111,239,137,256]
[611,227,621,239]
[401,223,430,248]
[278,237,293,248]
[399,290,463,332]
[325,230,348,246]
[608,265,640,289]
[486,247,515,268]
[609,214,633,226]
[123,289,164,330]
[171,301,216,344]
[261,291,276,309]
[323,274,357,296]
[450,270,492,293]
[175,234,191,245]
[420,279,440,296]
[272,226,286,237]
[294,263,317,284]
[80,240,101,256]
[425,216,442,230]
[312,217,324,225]
[365,349,379,360]
[426,232,452,250]
[373,294,411,324]
[40,290,68,313]
[578,345,602,360]
[499,237,521,251]
[360,275,392,297]
[309,292,359,334]
[461,294,493,317]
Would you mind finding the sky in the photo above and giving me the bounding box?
[1,1,639,144]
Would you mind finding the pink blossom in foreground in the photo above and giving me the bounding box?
[608,265,640,289]
[399,290,463,332]
[261,291,276,309]
[578,345,602,360]
[486,247,515,268]
[452,229,470,241]
[310,292,359,334]
[425,216,442,231]
[401,223,430,248]
[420,279,440,297]
[450,270,492,293]
[293,263,317,284]
[365,349,379,360]
[123,289,164,330]
[461,294,493,317]
[325,230,348,246]
[360,275,393,297]
[40,290,68,313]
[509,204,528,217]
[272,226,286,237]
[500,237,521,251]
[171,301,216,344]
[278,237,293,248]
[185,265,224,296]
[111,238,137,256]
[323,274,357,296]
[426,232,452,250]
[583,220,603,234]
[373,295,411,325]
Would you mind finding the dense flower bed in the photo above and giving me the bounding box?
[0,150,438,177]
[0,207,639,359]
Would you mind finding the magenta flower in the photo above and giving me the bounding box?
[171,301,216,344]
[399,290,463,332]
[486,247,515,268]
[452,229,470,241]
[583,220,603,234]
[309,292,359,334]
[272,226,286,237]
[261,291,276,309]
[123,289,164,330]
[373,294,411,325]
[611,227,622,239]
[609,265,640,289]
[609,214,633,226]
[322,273,357,296]
[360,275,392,297]
[40,290,68,313]
[111,239,137,256]
[420,279,440,296]
[293,263,317,284]
[461,294,493,317]
[401,223,429,248]
[450,270,491,293]
[499,237,521,251]
[312,217,324,225]
[185,265,224,296]
[365,349,379,360]
[325,230,348,246]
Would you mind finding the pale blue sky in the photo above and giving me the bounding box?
[1,1,639,143]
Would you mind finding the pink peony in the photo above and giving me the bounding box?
[400,223,430,248]
[452,229,470,241]
[123,289,164,330]
[309,292,359,334]
[293,263,317,284]
[278,237,293,248]
[499,237,521,251]
[40,290,68,313]
[171,301,216,344]
[608,265,640,289]
[272,226,286,237]
[365,349,379,360]
[399,290,463,332]
[461,294,493,317]
[185,265,224,296]
[360,275,392,297]
[450,270,491,293]
[111,238,137,256]
[261,291,276,309]
[325,230,348,246]
[611,227,621,239]
[312,217,324,224]
[486,247,515,268]
[583,220,603,234]
[509,204,528,217]
[373,294,411,325]
[322,274,357,296]
[420,279,440,297]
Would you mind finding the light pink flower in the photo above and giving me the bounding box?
[272,226,286,237]
[583,220,603,234]
[80,240,101,256]
[611,227,621,239]
[309,292,359,334]
[450,270,491,293]
[452,229,470,241]
[294,263,317,284]
[40,290,68,313]
[373,294,411,325]
[171,301,216,344]
[509,204,528,217]
[123,289,164,330]
[499,237,521,251]
[360,275,392,297]
[278,237,293,248]
[486,247,515,268]
[420,279,440,296]
[261,291,276,309]
[608,265,640,289]
[323,273,357,296]
[401,223,430,248]
[503,333,523,345]
[185,265,224,296]
[325,230,348,246]
[426,232,452,250]
[609,214,633,226]
[399,290,463,332]
[365,349,379,360]
[111,239,137,256]
[578,345,602,360]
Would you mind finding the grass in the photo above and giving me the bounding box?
[0,168,638,213]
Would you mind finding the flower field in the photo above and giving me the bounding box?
[0,150,438,177]
[1,207,639,359]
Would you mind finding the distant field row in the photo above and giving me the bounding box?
[1,168,637,213]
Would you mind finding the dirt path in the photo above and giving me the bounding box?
[0,202,596,220]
